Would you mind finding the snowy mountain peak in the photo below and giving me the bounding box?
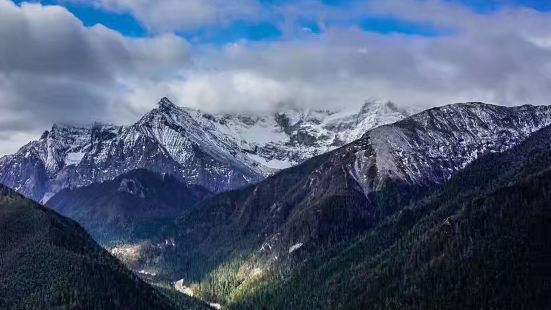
[152,97,185,118]
[0,97,413,202]
[358,103,551,193]
[139,98,195,130]
[359,99,402,117]
[157,96,176,108]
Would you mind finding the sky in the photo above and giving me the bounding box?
[1,0,551,154]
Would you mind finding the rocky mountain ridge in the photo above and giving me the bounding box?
[0,97,408,202]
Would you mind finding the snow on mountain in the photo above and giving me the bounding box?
[184,98,409,170]
[348,102,551,195]
[0,97,407,202]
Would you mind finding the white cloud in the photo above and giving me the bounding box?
[0,0,190,154]
[3,0,551,156]
[85,0,262,33]
[174,71,291,112]
[165,1,551,113]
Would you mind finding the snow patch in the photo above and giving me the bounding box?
[248,154,292,170]
[174,279,194,296]
[40,191,56,204]
[64,152,85,166]
[288,242,303,254]
[138,269,157,277]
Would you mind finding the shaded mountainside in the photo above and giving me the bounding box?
[229,124,551,310]
[139,102,551,283]
[0,98,407,202]
[46,169,212,245]
[0,185,208,310]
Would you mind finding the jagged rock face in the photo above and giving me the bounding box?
[0,97,407,202]
[118,178,146,198]
[358,103,551,190]
[312,103,551,201]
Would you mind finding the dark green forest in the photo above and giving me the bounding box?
[46,169,211,245]
[226,160,551,309]
[0,185,208,310]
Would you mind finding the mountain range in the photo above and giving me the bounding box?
[133,102,551,309]
[0,98,408,203]
[1,99,550,309]
[123,102,551,275]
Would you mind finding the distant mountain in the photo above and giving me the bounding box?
[0,97,408,202]
[46,169,212,244]
[133,102,551,299]
[0,184,207,310]
[191,98,409,169]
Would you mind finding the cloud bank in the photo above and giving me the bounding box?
[0,0,189,153]
[1,0,551,155]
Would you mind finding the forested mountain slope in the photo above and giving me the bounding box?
[230,125,551,309]
[0,185,207,310]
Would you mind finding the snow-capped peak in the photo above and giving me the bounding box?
[358,99,404,119]
[0,97,411,202]
[157,96,178,110]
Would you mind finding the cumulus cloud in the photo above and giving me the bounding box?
[0,0,189,154]
[2,0,551,155]
[167,0,551,113]
[71,0,357,37]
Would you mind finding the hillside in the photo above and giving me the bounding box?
[228,125,551,309]
[0,185,207,309]
[46,169,211,245]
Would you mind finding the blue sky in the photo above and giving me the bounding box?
[455,0,551,12]
[14,0,148,36]
[12,0,551,43]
